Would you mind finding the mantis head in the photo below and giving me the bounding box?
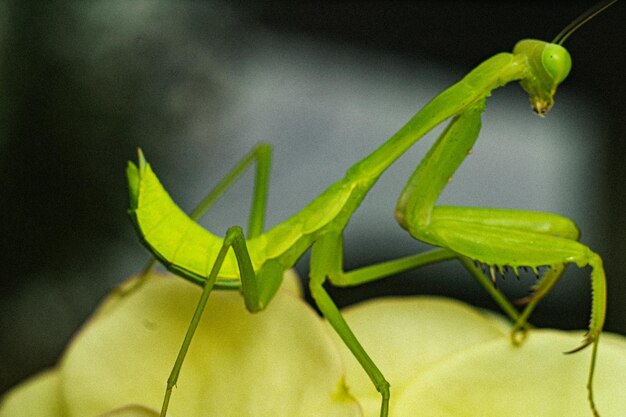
[513,40,571,116]
[514,0,617,116]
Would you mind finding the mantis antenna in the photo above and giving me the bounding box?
[552,0,619,45]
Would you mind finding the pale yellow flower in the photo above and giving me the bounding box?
[1,271,624,417]
[0,271,359,417]
[334,298,626,417]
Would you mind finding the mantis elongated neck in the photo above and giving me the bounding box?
[344,52,529,183]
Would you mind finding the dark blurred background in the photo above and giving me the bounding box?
[1,1,625,395]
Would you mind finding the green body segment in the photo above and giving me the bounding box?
[127,154,369,284]
[347,52,527,181]
[128,51,530,286]
[126,38,607,417]
[128,157,240,283]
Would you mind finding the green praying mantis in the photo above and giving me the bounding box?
[127,2,617,416]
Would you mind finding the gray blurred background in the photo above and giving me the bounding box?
[1,1,625,395]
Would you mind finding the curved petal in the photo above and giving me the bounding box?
[333,296,626,417]
[395,330,626,416]
[97,405,160,417]
[0,369,64,417]
[332,297,507,416]
[59,273,360,417]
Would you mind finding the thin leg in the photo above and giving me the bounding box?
[323,235,522,332]
[587,337,601,417]
[329,246,457,286]
[190,143,272,238]
[509,265,565,344]
[311,282,390,417]
[311,233,523,416]
[159,225,278,417]
[247,144,271,238]
[310,235,390,417]
[457,256,523,324]
[160,228,235,417]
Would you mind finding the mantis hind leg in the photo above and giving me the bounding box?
[189,143,272,238]
[159,226,281,417]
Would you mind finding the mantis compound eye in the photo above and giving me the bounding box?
[541,43,572,85]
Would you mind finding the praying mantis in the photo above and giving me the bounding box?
[127,2,617,416]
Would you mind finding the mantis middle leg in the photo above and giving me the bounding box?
[307,230,523,417]
[309,233,391,417]
[321,236,524,324]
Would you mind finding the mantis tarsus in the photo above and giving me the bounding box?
[127,2,617,416]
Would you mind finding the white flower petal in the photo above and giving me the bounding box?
[332,297,506,416]
[97,404,161,417]
[0,369,64,417]
[395,330,626,416]
[332,296,626,417]
[59,273,360,417]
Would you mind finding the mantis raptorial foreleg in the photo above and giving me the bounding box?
[394,97,606,349]
[394,98,607,413]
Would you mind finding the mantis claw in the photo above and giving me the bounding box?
[510,325,528,346]
[565,333,597,355]
[513,290,537,306]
